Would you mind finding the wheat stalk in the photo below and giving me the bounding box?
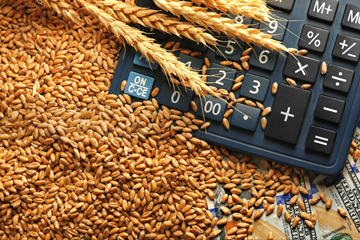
[77,0,212,96]
[39,0,84,26]
[192,0,271,22]
[97,0,217,47]
[154,0,289,52]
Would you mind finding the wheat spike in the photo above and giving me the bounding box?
[77,0,211,96]
[192,0,271,22]
[97,0,217,47]
[154,0,289,52]
[39,0,84,26]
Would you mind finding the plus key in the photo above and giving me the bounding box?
[265,84,311,144]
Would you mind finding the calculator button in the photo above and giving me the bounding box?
[229,13,253,25]
[308,0,338,22]
[180,38,207,52]
[124,72,155,100]
[230,104,261,132]
[239,73,270,102]
[306,125,336,155]
[342,4,360,31]
[156,82,194,112]
[298,24,329,53]
[314,95,345,124]
[249,46,279,71]
[283,55,321,83]
[215,37,244,62]
[196,95,227,122]
[332,34,360,62]
[207,63,237,91]
[265,84,311,144]
[323,64,354,93]
[267,0,294,11]
[133,52,159,70]
[179,54,203,71]
[259,15,288,41]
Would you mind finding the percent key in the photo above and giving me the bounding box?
[299,24,330,53]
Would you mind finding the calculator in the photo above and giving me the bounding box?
[109,0,360,175]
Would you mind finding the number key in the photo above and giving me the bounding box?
[156,82,194,112]
[179,54,203,71]
[259,15,288,41]
[196,95,227,122]
[215,37,244,61]
[207,64,237,91]
[239,73,270,102]
[249,46,279,71]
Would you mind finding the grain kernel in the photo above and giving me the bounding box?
[277,204,283,217]
[285,211,292,223]
[233,62,242,71]
[301,84,312,89]
[338,207,347,217]
[121,80,127,91]
[321,61,327,74]
[326,198,332,210]
[220,60,232,67]
[272,82,278,94]
[286,78,297,87]
[292,216,300,228]
[261,117,267,130]
[319,192,326,203]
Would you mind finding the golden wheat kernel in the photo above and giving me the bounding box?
[286,77,297,87]
[354,149,359,160]
[321,61,327,74]
[190,51,202,57]
[172,42,181,51]
[261,117,267,130]
[242,48,252,56]
[233,62,243,71]
[220,60,232,67]
[297,49,308,55]
[164,41,175,49]
[351,141,358,149]
[242,61,250,70]
[292,216,300,228]
[326,198,332,210]
[272,82,278,94]
[301,84,312,89]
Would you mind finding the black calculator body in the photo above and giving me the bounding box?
[109,0,360,175]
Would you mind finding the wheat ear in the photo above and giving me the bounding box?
[97,0,217,47]
[77,0,211,96]
[39,0,84,26]
[192,0,271,22]
[154,0,288,52]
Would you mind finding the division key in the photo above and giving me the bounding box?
[265,84,311,144]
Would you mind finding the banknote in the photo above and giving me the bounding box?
[206,126,360,240]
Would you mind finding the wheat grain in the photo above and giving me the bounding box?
[40,0,84,26]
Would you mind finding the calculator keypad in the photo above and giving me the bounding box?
[111,0,360,175]
[249,46,279,71]
[124,72,154,100]
[239,73,270,102]
[267,0,295,11]
[332,34,360,62]
[306,125,337,155]
[259,15,289,41]
[283,55,321,83]
[314,95,345,124]
[230,104,261,132]
[196,95,227,122]
[323,65,354,93]
[206,63,236,91]
[307,0,339,22]
[298,24,329,53]
[156,83,194,112]
[342,4,360,30]
[265,84,311,144]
